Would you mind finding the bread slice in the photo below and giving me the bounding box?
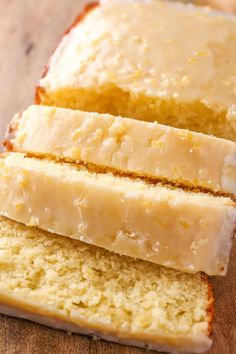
[36,0,236,141]
[5,105,236,197]
[0,152,235,275]
[0,215,213,353]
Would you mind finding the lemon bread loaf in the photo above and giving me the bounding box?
[0,152,235,275]
[36,0,236,141]
[6,105,236,197]
[0,215,213,353]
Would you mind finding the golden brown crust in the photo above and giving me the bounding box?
[2,113,21,151]
[64,2,99,36]
[200,273,214,336]
[35,2,99,104]
[35,86,46,105]
[2,137,13,151]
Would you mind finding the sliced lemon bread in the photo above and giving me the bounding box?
[6,105,236,197]
[36,0,236,141]
[0,215,213,353]
[0,152,235,275]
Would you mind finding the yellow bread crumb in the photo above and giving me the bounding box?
[0,215,213,353]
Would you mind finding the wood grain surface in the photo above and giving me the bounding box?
[0,1,235,353]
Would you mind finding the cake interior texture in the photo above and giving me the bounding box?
[37,0,236,141]
[0,216,213,352]
[38,86,236,142]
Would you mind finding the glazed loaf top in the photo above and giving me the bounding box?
[37,0,236,140]
[40,0,236,105]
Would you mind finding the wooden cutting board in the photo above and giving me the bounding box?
[0,1,235,353]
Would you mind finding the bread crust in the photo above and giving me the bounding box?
[35,2,99,104]
[3,112,21,151]
[200,273,214,336]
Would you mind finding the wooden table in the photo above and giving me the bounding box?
[0,1,235,353]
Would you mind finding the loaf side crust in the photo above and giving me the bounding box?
[35,2,98,105]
